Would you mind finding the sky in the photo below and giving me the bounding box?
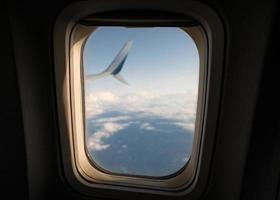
[83,26,199,177]
[83,26,199,95]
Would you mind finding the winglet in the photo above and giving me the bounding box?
[114,74,128,85]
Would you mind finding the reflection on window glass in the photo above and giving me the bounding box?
[83,27,199,177]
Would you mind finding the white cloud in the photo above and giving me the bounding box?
[87,122,130,151]
[86,91,119,103]
[93,115,131,123]
[140,122,156,131]
[173,122,195,131]
[156,121,195,131]
[85,91,197,122]
[85,92,119,118]
[86,91,198,151]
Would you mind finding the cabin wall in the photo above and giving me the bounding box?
[1,0,279,199]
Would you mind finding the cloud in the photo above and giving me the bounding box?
[85,91,197,122]
[86,92,119,103]
[140,122,156,131]
[174,122,195,131]
[87,122,130,151]
[93,115,131,123]
[85,92,119,117]
[156,121,195,131]
[86,91,197,151]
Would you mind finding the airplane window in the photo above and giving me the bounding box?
[83,26,199,177]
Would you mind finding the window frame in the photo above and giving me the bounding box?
[81,26,203,180]
[53,1,225,199]
[72,23,204,186]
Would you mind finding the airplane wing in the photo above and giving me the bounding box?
[85,40,132,85]
[85,71,110,81]
[114,74,128,85]
[105,40,133,74]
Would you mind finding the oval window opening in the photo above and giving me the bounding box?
[83,26,199,178]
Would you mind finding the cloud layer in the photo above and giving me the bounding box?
[86,91,197,151]
[86,91,197,119]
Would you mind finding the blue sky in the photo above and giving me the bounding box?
[83,27,199,176]
[83,27,199,95]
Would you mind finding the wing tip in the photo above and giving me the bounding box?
[114,74,129,85]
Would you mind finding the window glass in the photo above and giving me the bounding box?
[83,27,199,177]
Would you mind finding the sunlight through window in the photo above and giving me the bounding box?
[83,27,199,177]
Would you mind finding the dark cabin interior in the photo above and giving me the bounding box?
[0,0,280,199]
